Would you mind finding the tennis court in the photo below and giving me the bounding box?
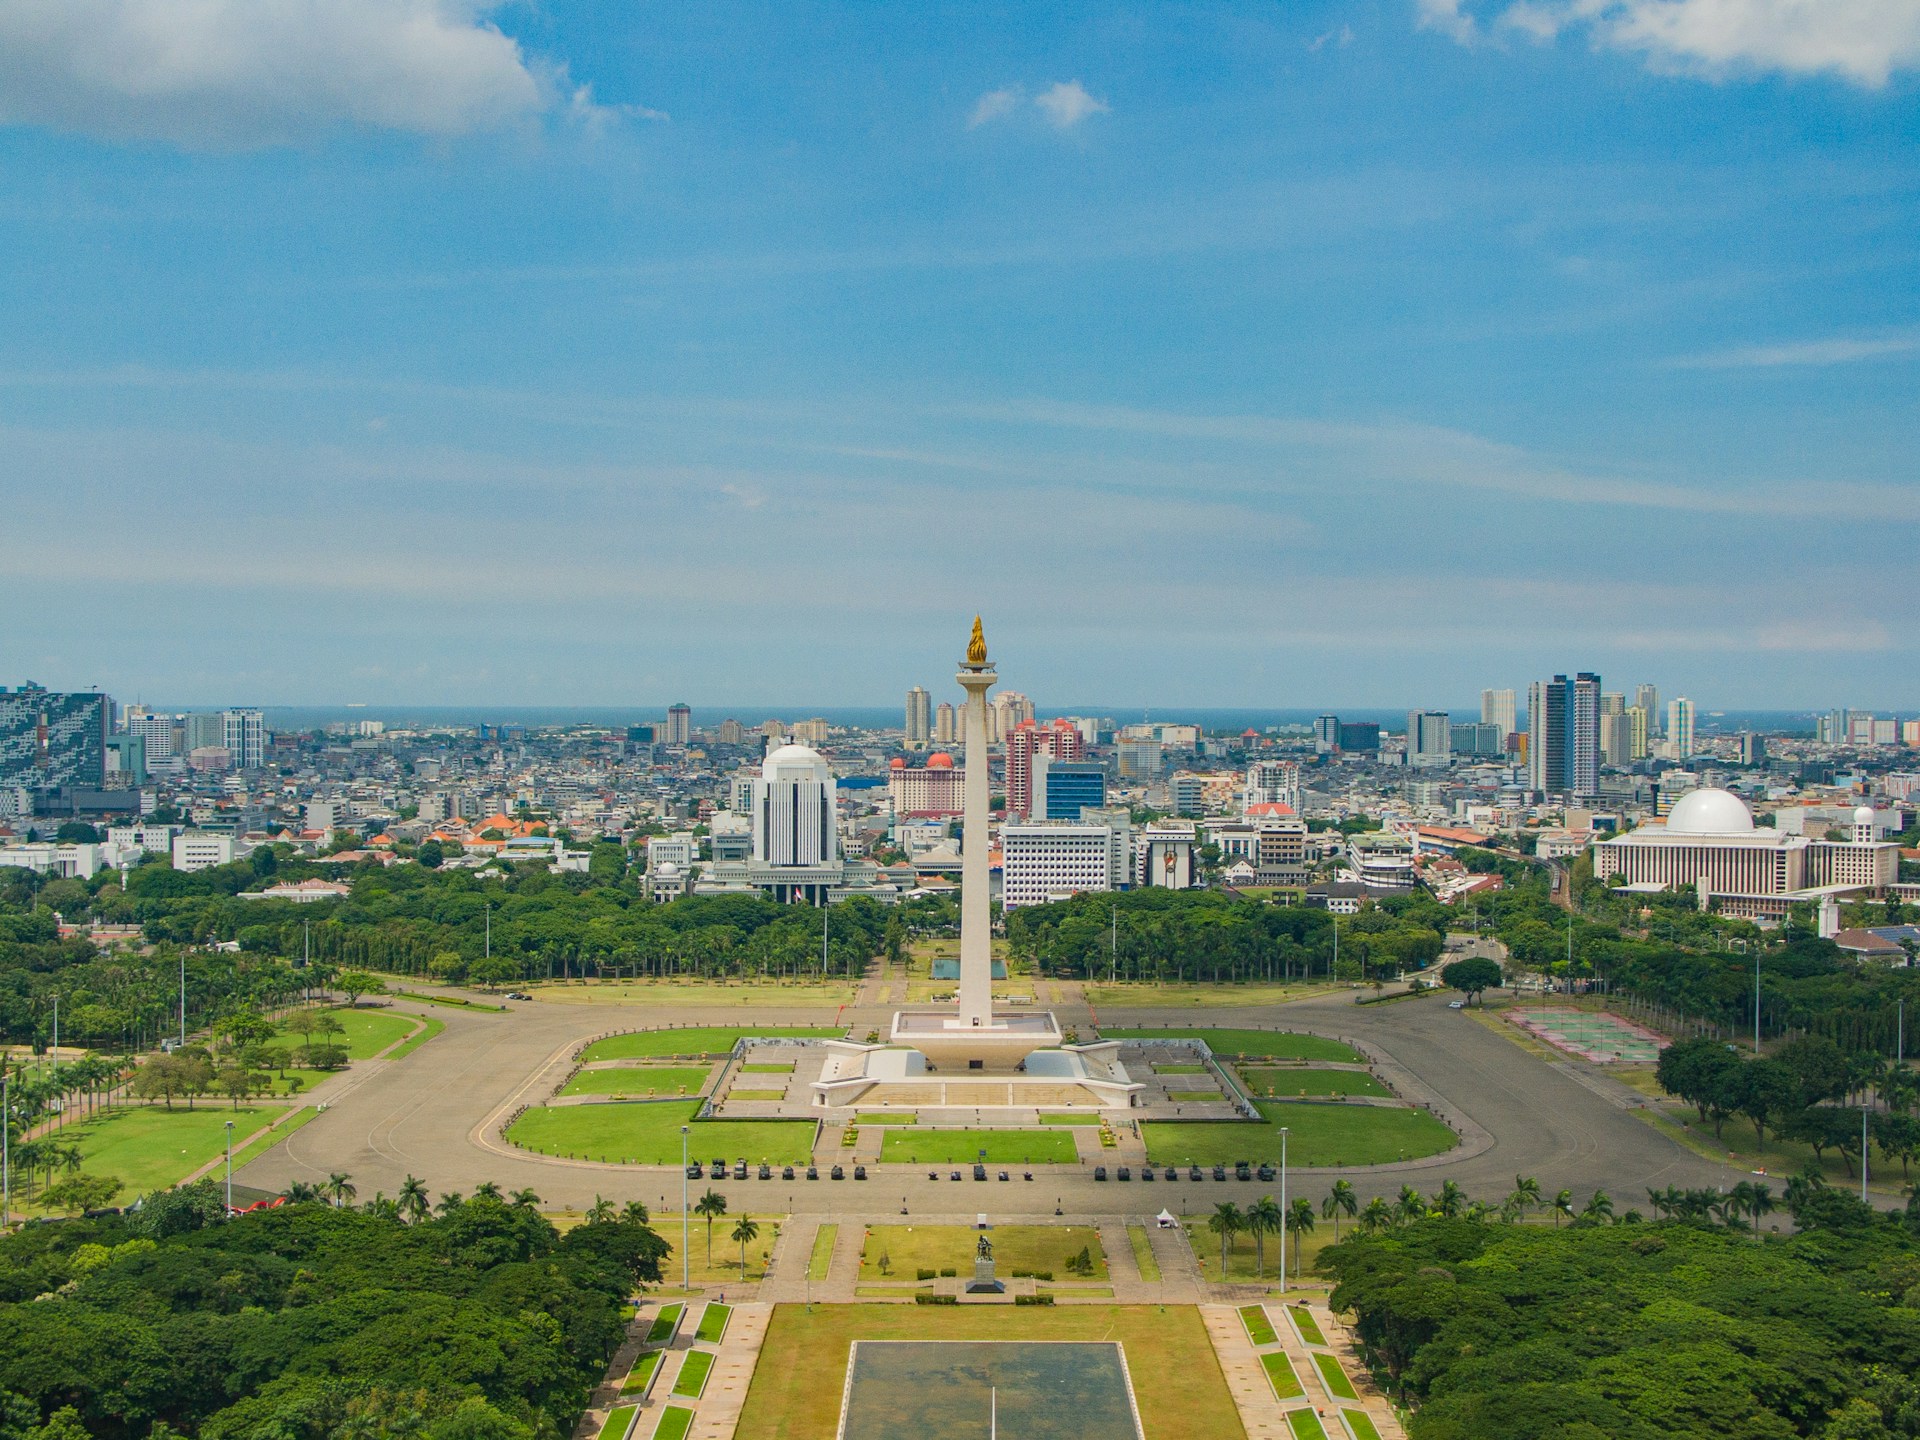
[1511,1008,1665,1064]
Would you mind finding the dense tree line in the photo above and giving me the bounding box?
[0,1186,665,1440]
[1324,1186,1920,1440]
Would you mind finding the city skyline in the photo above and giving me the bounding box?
[2,3,1916,705]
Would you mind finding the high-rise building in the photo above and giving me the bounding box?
[1451,722,1503,757]
[990,690,1034,744]
[1000,823,1115,910]
[1528,673,1600,797]
[904,686,932,747]
[1625,706,1650,760]
[1033,756,1107,821]
[665,703,692,745]
[934,702,957,745]
[182,712,224,753]
[749,742,840,903]
[1245,760,1301,813]
[1480,689,1517,745]
[1337,721,1380,753]
[1313,715,1341,755]
[1406,710,1452,768]
[1599,712,1632,767]
[1634,685,1662,737]
[1738,732,1767,765]
[125,709,177,761]
[1005,718,1085,817]
[1116,736,1163,782]
[1668,697,1695,759]
[222,709,265,770]
[716,718,745,745]
[0,686,109,792]
[888,753,964,816]
[792,717,830,746]
[1601,692,1625,717]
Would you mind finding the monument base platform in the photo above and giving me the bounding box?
[811,1032,1144,1109]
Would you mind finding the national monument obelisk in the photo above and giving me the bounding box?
[956,614,995,1029]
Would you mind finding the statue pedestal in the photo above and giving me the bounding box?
[965,1256,1005,1294]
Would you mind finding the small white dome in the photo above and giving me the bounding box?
[1854,805,1875,824]
[762,742,832,780]
[1665,787,1754,835]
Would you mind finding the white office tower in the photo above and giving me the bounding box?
[1000,824,1115,909]
[1668,698,1695,759]
[127,710,176,760]
[904,686,932,746]
[1245,760,1301,814]
[934,702,957,745]
[1407,710,1452,768]
[749,743,840,903]
[222,709,265,769]
[1635,684,1662,737]
[1480,689,1517,745]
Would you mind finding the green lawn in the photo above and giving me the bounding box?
[1143,1100,1455,1167]
[1128,1225,1161,1282]
[1241,1305,1277,1347]
[621,1351,663,1395]
[560,1066,713,1098]
[595,1405,636,1440]
[1039,1113,1101,1125]
[695,1302,731,1344]
[581,1028,840,1062]
[646,1303,684,1344]
[1287,1409,1329,1440]
[1262,1353,1303,1400]
[230,1107,316,1170]
[506,1101,816,1165]
[878,1130,1079,1165]
[855,1112,913,1125]
[1170,1090,1220,1102]
[861,1225,1106,1280]
[58,1102,289,1199]
[728,1090,787,1101]
[1240,1068,1390,1099]
[1105,1029,1362,1063]
[386,1015,446,1059]
[1314,1353,1359,1400]
[653,1409,693,1440]
[738,1305,1242,1440]
[809,1225,838,1281]
[1291,1306,1328,1347]
[389,989,506,1010]
[318,1008,421,1060]
[1152,1064,1207,1075]
[742,1063,795,1074]
[1344,1410,1384,1440]
[672,1350,714,1399]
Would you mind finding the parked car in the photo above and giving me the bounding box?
[972,1164,988,1181]
[853,1165,867,1180]
[1094,1166,1108,1181]
[830,1164,845,1180]
[757,1164,771,1180]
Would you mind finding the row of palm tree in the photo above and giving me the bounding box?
[693,1187,761,1275]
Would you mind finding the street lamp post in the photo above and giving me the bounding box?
[1753,952,1762,1054]
[224,1120,234,1215]
[1278,1127,1290,1288]
[681,1125,690,1292]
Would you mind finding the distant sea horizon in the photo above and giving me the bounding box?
[166,703,1827,738]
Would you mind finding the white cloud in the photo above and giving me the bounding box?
[1309,25,1358,51]
[0,0,626,148]
[967,86,1021,128]
[1421,0,1920,86]
[1666,333,1920,367]
[1033,79,1108,128]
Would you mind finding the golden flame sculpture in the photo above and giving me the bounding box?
[967,615,988,666]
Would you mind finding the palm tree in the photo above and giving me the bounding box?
[510,1188,542,1210]
[434,1191,463,1216]
[1394,1184,1425,1227]
[286,1181,322,1204]
[731,1214,760,1276]
[1579,1189,1614,1226]
[472,1181,503,1201]
[1359,1197,1392,1235]
[1747,1183,1774,1240]
[1645,1187,1670,1220]
[587,1195,616,1225]
[1322,1180,1357,1240]
[623,1200,651,1224]
[1207,1202,1244,1279]
[1246,1196,1282,1278]
[1285,1196,1316,1279]
[1505,1174,1542,1222]
[362,1193,400,1221]
[1551,1189,1574,1227]
[398,1174,429,1224]
[696,1189,728,1264]
[326,1172,356,1208]
[1432,1181,1465,1219]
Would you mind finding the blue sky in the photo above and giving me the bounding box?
[1,0,1916,711]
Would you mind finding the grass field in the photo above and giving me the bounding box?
[1038,1113,1100,1125]
[1287,1410,1329,1440]
[1314,1352,1358,1400]
[1104,1029,1363,1063]
[645,1213,784,1286]
[1170,1090,1220,1102]
[229,1107,316,1171]
[621,1351,663,1396]
[878,1130,1078,1165]
[695,1302,731,1344]
[386,1015,445,1059]
[595,1405,636,1440]
[530,983,856,1008]
[1344,1410,1384,1440]
[1152,1063,1207,1075]
[860,1225,1107,1280]
[855,1112,913,1125]
[809,1225,838,1281]
[56,1102,288,1200]
[390,989,506,1011]
[1239,1068,1391,1099]
[1242,1305,1278,1346]
[736,1304,1243,1440]
[559,1067,714,1098]
[581,1028,840,1062]
[1127,1225,1160,1282]
[1085,982,1333,1008]
[727,1090,787,1101]
[672,1350,714,1399]
[322,1008,422,1059]
[1291,1306,1328,1347]
[653,1408,693,1440]
[1145,1099,1455,1168]
[1262,1352,1303,1400]
[646,1303,685,1344]
[507,1100,815,1165]
[1183,1219,1323,1283]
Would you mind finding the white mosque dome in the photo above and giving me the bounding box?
[762,742,832,779]
[1665,787,1755,835]
[1855,805,1876,825]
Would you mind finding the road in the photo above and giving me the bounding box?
[238,986,1740,1217]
